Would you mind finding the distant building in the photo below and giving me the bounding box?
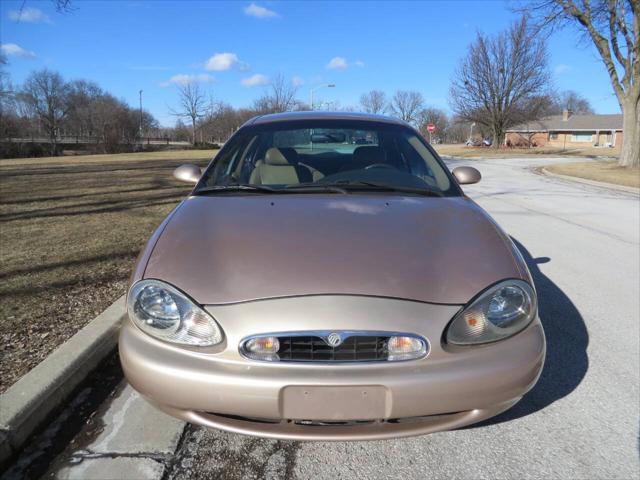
[505,110,623,149]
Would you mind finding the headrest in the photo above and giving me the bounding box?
[264,148,292,166]
[352,146,386,165]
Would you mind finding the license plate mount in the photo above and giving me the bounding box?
[281,385,388,421]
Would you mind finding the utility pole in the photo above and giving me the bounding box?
[139,90,143,142]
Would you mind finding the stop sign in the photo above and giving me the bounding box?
[427,123,436,132]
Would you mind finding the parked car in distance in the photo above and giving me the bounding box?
[120,111,545,441]
[465,137,492,147]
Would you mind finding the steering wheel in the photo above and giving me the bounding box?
[365,163,394,170]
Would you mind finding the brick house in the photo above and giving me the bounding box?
[505,110,623,149]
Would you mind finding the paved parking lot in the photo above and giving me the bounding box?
[24,157,640,479]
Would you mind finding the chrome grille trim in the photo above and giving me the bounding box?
[239,330,429,363]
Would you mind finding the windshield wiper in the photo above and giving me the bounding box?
[194,184,348,195]
[330,180,443,197]
[194,184,280,195]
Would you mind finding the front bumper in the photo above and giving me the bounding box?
[119,295,545,440]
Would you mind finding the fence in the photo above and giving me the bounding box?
[2,136,191,146]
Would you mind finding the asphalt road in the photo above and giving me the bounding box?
[31,157,640,480]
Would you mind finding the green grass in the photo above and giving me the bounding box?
[0,150,216,392]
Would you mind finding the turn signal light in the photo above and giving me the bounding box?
[243,336,280,361]
[387,336,427,361]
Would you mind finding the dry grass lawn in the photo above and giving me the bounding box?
[545,160,640,189]
[434,144,621,159]
[1,148,219,167]
[0,150,217,392]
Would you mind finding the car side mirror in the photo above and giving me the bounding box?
[452,166,481,185]
[173,164,202,184]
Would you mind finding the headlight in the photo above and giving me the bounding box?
[127,279,224,346]
[445,279,536,345]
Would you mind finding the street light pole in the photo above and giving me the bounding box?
[139,90,143,142]
[310,83,335,110]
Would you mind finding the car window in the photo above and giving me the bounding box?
[199,121,456,195]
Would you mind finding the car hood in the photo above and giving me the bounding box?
[143,194,527,305]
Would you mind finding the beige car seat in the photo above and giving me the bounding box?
[250,148,323,184]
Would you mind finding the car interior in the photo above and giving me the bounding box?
[204,126,451,192]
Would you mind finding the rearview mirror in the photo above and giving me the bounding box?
[452,166,481,185]
[173,164,202,184]
[311,132,346,143]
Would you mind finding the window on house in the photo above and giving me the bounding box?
[549,132,559,140]
[572,133,594,142]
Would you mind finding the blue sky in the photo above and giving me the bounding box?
[1,0,620,126]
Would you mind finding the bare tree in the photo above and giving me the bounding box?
[53,0,74,10]
[452,18,551,147]
[359,90,388,114]
[14,0,74,16]
[553,89,595,114]
[170,83,209,145]
[65,79,103,137]
[524,0,638,166]
[449,17,550,148]
[0,53,17,139]
[18,69,70,155]
[253,74,300,114]
[388,90,425,125]
[199,101,248,143]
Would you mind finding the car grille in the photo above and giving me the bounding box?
[276,335,388,362]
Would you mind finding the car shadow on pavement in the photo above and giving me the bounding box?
[467,238,589,428]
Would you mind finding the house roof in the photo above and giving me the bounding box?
[507,113,623,132]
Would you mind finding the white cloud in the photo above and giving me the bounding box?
[554,64,571,75]
[205,52,248,71]
[0,43,36,59]
[327,56,348,70]
[160,73,215,87]
[354,60,365,67]
[244,3,279,19]
[291,76,304,87]
[8,7,50,23]
[241,74,269,87]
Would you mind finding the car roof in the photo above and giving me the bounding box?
[245,111,410,127]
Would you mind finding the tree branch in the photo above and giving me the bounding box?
[561,0,626,102]
[608,0,629,68]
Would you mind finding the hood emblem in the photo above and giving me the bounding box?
[326,332,343,347]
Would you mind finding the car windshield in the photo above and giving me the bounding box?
[197,120,458,196]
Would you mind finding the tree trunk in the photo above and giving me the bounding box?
[48,126,57,156]
[618,94,639,168]
[492,126,504,149]
[191,116,197,146]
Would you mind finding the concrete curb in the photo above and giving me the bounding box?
[540,167,640,195]
[0,295,126,466]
